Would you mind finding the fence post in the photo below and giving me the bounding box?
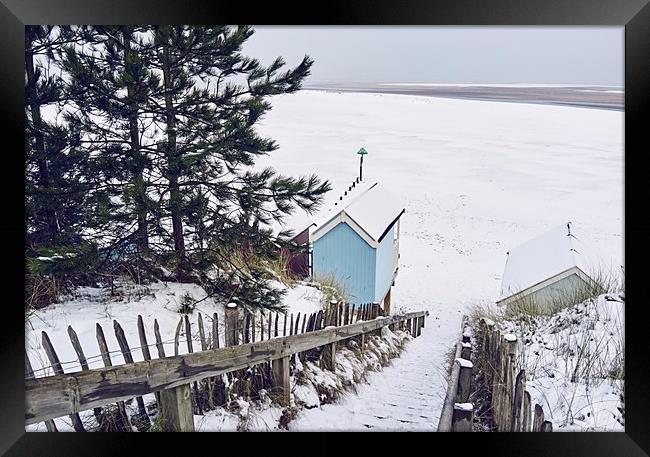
[512,370,526,432]
[321,342,337,371]
[522,391,532,432]
[456,358,473,403]
[451,403,473,432]
[159,384,195,432]
[461,342,472,360]
[224,303,238,347]
[533,404,545,432]
[271,356,290,406]
[540,421,553,432]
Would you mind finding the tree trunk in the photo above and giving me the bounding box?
[25,28,59,245]
[160,33,186,272]
[122,28,149,255]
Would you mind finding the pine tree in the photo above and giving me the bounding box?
[25,25,93,278]
[60,26,161,263]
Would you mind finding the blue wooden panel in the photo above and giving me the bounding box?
[375,222,397,302]
[312,222,376,304]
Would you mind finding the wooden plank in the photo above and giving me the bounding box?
[289,313,294,336]
[301,313,306,334]
[251,314,256,343]
[113,320,150,427]
[41,331,85,432]
[137,317,161,407]
[533,404,545,432]
[294,312,301,335]
[136,315,152,362]
[274,313,279,337]
[25,353,58,432]
[512,370,526,432]
[174,317,182,356]
[197,313,207,351]
[522,390,532,432]
[212,313,220,349]
[456,358,473,403]
[321,342,336,371]
[271,356,290,407]
[26,312,427,424]
[96,324,132,431]
[153,319,166,358]
[243,313,250,344]
[451,403,473,432]
[184,315,202,414]
[283,313,287,336]
[225,303,238,347]
[259,314,265,341]
[67,326,103,423]
[540,420,553,432]
[159,383,194,432]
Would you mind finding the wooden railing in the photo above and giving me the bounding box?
[26,309,428,432]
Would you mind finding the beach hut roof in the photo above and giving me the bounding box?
[499,222,594,300]
[312,182,405,246]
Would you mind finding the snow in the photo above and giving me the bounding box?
[456,358,473,368]
[454,402,474,411]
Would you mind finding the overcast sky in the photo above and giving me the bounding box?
[243,27,623,86]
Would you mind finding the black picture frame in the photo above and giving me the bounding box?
[1,0,647,455]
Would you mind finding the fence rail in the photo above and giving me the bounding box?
[26,304,428,431]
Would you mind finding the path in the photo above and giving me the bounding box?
[290,303,463,431]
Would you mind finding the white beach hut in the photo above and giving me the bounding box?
[497,222,601,310]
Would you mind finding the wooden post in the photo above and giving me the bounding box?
[461,342,472,360]
[274,312,279,337]
[212,313,220,349]
[67,325,103,423]
[283,313,288,336]
[114,320,151,428]
[96,324,131,431]
[522,391,532,432]
[25,353,58,432]
[512,370,526,432]
[384,287,391,316]
[451,403,473,432]
[271,356,290,406]
[289,313,294,336]
[294,312,301,335]
[540,421,553,432]
[412,317,418,337]
[533,404,545,432]
[159,384,195,432]
[321,342,337,371]
[456,358,473,403]
[224,303,238,347]
[197,313,213,410]
[41,331,85,432]
[153,319,166,358]
[173,317,182,356]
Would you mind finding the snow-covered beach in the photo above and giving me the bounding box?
[26,88,623,431]
[254,89,623,430]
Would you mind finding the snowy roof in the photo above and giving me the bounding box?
[312,182,405,245]
[499,222,595,300]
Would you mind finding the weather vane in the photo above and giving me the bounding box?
[357,147,368,181]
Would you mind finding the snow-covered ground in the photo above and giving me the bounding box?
[494,293,625,431]
[254,90,623,430]
[26,89,623,431]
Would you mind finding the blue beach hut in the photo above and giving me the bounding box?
[311,182,405,313]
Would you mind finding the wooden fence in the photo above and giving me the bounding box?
[476,317,553,432]
[25,300,428,432]
[437,315,473,432]
[437,316,553,432]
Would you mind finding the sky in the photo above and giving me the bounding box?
[243,27,623,87]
